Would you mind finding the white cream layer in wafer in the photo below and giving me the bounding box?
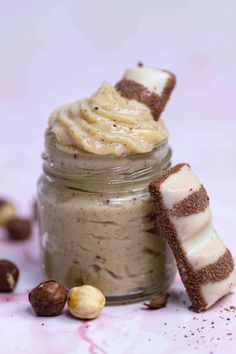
[124,66,173,96]
[160,164,201,209]
[201,271,236,309]
[172,206,212,242]
[182,223,226,270]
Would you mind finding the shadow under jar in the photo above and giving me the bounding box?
[37,133,176,304]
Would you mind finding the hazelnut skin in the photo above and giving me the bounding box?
[28,280,67,316]
[0,259,19,292]
[6,217,32,241]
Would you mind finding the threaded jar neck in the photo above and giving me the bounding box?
[42,132,172,192]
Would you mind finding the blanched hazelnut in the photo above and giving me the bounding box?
[67,285,105,319]
[29,280,67,316]
[0,199,15,226]
[0,260,19,292]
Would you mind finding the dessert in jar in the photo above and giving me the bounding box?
[37,64,177,303]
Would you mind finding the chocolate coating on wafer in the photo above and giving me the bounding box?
[170,185,209,218]
[116,72,176,120]
[115,79,162,120]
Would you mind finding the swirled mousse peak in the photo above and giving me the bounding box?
[48,65,176,156]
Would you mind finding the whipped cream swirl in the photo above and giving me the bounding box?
[48,81,168,156]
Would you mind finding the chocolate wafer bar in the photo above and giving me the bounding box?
[115,64,176,120]
[149,163,236,312]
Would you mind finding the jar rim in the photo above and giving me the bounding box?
[42,131,171,190]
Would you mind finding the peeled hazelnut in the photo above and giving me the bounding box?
[67,285,105,320]
[0,260,19,292]
[6,217,32,241]
[0,199,15,226]
[28,280,67,316]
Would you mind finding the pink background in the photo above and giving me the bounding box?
[0,1,236,353]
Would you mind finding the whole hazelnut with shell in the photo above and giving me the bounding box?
[6,217,32,241]
[0,260,19,292]
[29,280,67,316]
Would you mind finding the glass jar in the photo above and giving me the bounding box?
[37,132,176,303]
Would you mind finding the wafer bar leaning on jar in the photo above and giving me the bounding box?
[149,163,236,312]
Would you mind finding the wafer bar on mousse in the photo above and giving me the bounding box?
[149,163,236,312]
[116,63,176,120]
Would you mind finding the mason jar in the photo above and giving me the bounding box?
[37,132,176,303]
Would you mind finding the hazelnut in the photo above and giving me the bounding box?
[67,285,105,320]
[0,199,15,226]
[6,217,32,241]
[0,260,19,292]
[144,293,169,310]
[28,280,67,316]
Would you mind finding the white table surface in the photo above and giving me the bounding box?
[0,223,236,354]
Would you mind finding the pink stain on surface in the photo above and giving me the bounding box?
[78,322,107,354]
[0,291,28,302]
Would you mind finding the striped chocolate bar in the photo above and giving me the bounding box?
[149,163,236,312]
[115,64,176,120]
